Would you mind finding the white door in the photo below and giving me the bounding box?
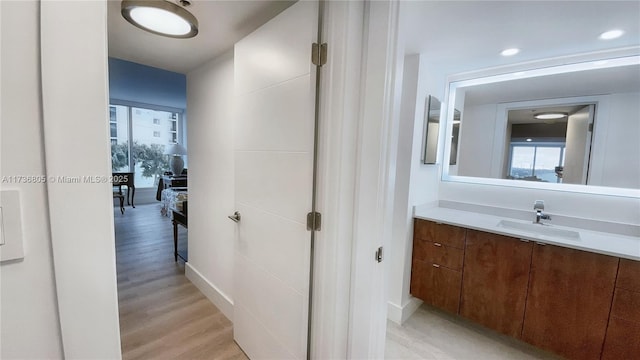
[232,1,318,359]
[564,104,595,184]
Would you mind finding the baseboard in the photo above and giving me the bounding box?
[387,297,423,324]
[185,263,234,322]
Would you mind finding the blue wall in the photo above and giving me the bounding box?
[108,57,186,110]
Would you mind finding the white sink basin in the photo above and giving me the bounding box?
[497,220,581,241]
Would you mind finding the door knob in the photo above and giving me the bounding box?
[228,211,241,223]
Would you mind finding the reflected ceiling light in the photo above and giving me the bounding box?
[534,112,567,120]
[599,29,624,40]
[121,0,198,39]
[501,48,520,56]
[526,138,533,142]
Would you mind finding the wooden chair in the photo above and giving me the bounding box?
[113,191,125,214]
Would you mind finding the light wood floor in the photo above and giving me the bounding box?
[385,304,562,360]
[114,204,247,360]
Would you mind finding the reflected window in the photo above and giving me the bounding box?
[508,143,565,183]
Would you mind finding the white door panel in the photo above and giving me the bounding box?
[234,307,296,360]
[235,254,308,359]
[236,203,310,294]
[235,75,314,152]
[233,1,318,358]
[235,151,312,223]
[234,2,316,95]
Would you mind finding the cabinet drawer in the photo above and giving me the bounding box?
[602,317,640,360]
[617,259,640,292]
[611,287,640,323]
[410,259,462,314]
[414,219,466,249]
[415,240,463,271]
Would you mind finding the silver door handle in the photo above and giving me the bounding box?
[228,211,241,223]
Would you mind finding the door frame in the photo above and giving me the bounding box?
[42,0,402,358]
[40,1,122,358]
[313,0,402,358]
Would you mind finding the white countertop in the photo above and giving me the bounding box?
[414,205,640,261]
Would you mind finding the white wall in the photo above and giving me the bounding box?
[456,103,498,178]
[184,50,236,320]
[0,2,64,357]
[387,53,443,323]
[592,92,640,189]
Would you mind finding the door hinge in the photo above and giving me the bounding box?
[306,211,321,231]
[311,43,327,66]
[376,246,383,263]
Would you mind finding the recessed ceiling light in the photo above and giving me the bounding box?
[599,29,624,40]
[501,48,520,57]
[534,112,567,120]
[526,138,533,142]
[121,0,198,39]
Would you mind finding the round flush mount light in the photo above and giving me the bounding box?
[121,0,198,39]
[599,29,624,40]
[501,48,520,57]
[534,112,567,120]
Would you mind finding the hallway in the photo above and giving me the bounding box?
[114,204,246,359]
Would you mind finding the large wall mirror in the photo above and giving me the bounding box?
[442,54,640,195]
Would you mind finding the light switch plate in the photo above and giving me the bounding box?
[0,190,25,262]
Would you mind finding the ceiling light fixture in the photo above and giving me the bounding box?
[599,29,624,40]
[501,48,520,56]
[534,112,567,120]
[121,0,198,39]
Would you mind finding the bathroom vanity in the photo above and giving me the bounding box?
[411,207,639,360]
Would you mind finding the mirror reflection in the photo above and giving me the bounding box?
[446,56,640,189]
[423,96,460,165]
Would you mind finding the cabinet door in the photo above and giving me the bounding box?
[522,244,618,360]
[411,259,462,314]
[460,230,533,338]
[602,259,640,359]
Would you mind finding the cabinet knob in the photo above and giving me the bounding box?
[433,242,442,247]
[432,263,440,268]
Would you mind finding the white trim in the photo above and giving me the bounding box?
[311,1,365,359]
[386,297,422,325]
[185,263,234,322]
[40,1,122,357]
[347,0,401,358]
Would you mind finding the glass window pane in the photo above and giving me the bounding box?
[131,107,176,188]
[110,104,130,172]
[510,146,535,179]
[534,147,562,182]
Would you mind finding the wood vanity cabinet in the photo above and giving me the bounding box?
[601,259,640,359]
[410,220,466,314]
[459,230,533,338]
[521,243,619,360]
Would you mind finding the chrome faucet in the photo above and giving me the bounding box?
[534,200,551,224]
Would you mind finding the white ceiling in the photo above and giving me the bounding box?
[108,1,640,76]
[401,1,640,75]
[107,0,295,74]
